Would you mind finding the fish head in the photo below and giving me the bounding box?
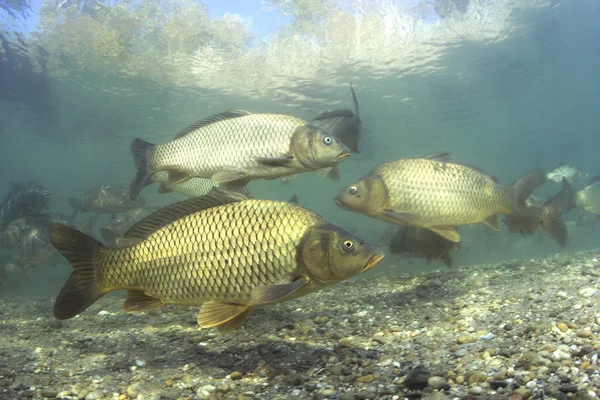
[23,188,51,214]
[290,125,350,169]
[334,174,389,215]
[298,223,385,284]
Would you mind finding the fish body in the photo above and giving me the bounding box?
[334,152,545,243]
[311,84,362,153]
[381,225,458,267]
[503,178,574,246]
[546,164,588,185]
[15,226,58,268]
[129,110,351,200]
[575,176,600,215]
[0,182,51,231]
[50,188,384,332]
[69,185,145,218]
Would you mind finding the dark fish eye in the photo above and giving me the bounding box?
[323,136,333,145]
[343,240,354,250]
[349,186,358,195]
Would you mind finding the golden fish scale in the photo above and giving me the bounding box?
[379,159,513,226]
[96,200,319,305]
[152,114,307,177]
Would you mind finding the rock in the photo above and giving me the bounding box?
[356,374,375,383]
[557,323,569,332]
[427,376,450,390]
[230,371,243,380]
[469,386,483,395]
[457,334,477,344]
[197,385,217,399]
[339,393,357,400]
[405,366,431,390]
[40,389,59,398]
[558,385,579,393]
[490,381,509,389]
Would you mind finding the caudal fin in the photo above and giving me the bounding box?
[49,223,106,320]
[539,178,574,247]
[129,138,155,201]
[510,168,546,231]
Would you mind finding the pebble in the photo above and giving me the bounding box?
[230,371,243,380]
[579,287,597,298]
[457,334,477,344]
[469,386,484,395]
[197,385,217,399]
[579,328,593,338]
[427,376,449,390]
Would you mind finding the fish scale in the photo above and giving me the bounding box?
[97,200,315,304]
[380,159,511,226]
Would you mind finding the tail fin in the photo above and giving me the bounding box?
[510,168,546,231]
[49,223,106,320]
[129,138,155,201]
[539,178,574,247]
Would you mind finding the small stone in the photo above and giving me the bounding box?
[490,381,509,389]
[514,388,533,399]
[356,374,375,383]
[457,334,477,344]
[339,394,356,400]
[578,328,593,338]
[559,385,579,393]
[455,376,465,384]
[314,316,329,324]
[135,359,146,367]
[230,371,243,380]
[469,386,484,395]
[197,385,217,399]
[579,287,597,298]
[356,391,376,400]
[427,376,449,390]
[469,372,487,385]
[40,389,58,398]
[557,323,569,332]
[404,366,431,390]
[85,393,101,400]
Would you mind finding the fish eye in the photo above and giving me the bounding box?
[343,240,354,251]
[349,186,358,195]
[323,136,333,145]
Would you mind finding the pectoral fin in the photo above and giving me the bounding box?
[211,171,248,183]
[382,210,418,225]
[428,226,461,243]
[256,156,294,167]
[216,307,254,333]
[197,302,249,329]
[481,214,500,231]
[123,290,165,312]
[166,171,191,188]
[251,277,309,305]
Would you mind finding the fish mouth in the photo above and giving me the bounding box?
[364,253,385,271]
[337,151,351,160]
[333,199,348,210]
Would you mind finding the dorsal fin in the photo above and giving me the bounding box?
[422,152,452,162]
[350,83,360,119]
[421,152,497,182]
[586,175,600,186]
[174,109,252,140]
[311,109,355,121]
[123,187,249,240]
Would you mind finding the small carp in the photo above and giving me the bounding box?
[0,182,50,231]
[503,178,574,246]
[128,110,351,200]
[69,185,145,219]
[380,225,459,267]
[334,152,545,243]
[574,176,600,215]
[311,83,362,153]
